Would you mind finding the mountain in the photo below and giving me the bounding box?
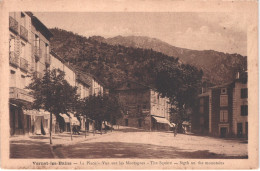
[96,35,247,85]
[49,28,202,93]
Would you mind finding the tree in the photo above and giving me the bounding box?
[81,94,123,134]
[27,69,79,144]
[154,61,203,129]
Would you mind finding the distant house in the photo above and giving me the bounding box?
[192,72,248,138]
[114,81,173,131]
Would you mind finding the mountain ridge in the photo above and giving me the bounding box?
[91,35,247,85]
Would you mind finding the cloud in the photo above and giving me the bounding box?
[171,26,246,55]
[83,26,141,38]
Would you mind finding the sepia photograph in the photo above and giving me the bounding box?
[0,0,258,169]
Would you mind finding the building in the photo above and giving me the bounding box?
[9,12,53,136]
[50,51,81,132]
[114,81,173,130]
[192,72,248,138]
[74,72,105,131]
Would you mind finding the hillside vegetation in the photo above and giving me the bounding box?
[50,28,202,93]
[97,35,247,85]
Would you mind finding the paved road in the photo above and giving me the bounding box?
[53,128,248,159]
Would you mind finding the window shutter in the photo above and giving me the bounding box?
[220,111,223,122]
[14,36,20,56]
[224,111,228,122]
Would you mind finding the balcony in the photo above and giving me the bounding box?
[45,53,51,66]
[33,46,42,61]
[20,25,28,41]
[9,51,19,67]
[9,16,18,34]
[9,87,34,103]
[20,57,29,72]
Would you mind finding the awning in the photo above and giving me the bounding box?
[24,109,50,118]
[68,112,80,126]
[152,116,175,127]
[59,114,70,123]
[59,113,80,126]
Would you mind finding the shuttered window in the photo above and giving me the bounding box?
[220,110,228,122]
[220,95,228,106]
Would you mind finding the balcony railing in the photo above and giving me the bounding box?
[33,46,42,61]
[45,53,51,66]
[9,51,19,67]
[20,57,29,72]
[20,25,28,41]
[9,16,18,34]
[9,87,34,103]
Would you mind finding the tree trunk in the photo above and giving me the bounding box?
[100,121,103,135]
[50,112,53,144]
[70,117,73,141]
[85,118,87,138]
[110,118,113,132]
[93,121,95,136]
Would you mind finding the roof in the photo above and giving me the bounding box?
[26,12,53,39]
[209,81,234,89]
[115,81,152,91]
[198,91,210,97]
[73,68,105,88]
[76,73,91,87]
[50,51,77,73]
[50,51,105,88]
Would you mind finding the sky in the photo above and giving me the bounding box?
[34,12,248,56]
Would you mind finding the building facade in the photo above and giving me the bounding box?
[192,73,248,138]
[114,81,172,131]
[9,12,53,136]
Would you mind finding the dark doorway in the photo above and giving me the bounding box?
[237,123,243,137]
[86,120,89,131]
[138,119,142,127]
[125,119,128,126]
[220,127,227,138]
[40,120,46,135]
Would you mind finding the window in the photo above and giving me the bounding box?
[221,88,227,94]
[20,42,25,59]
[241,105,248,116]
[9,36,15,52]
[220,110,228,122]
[10,70,16,87]
[220,95,228,106]
[46,43,49,55]
[245,122,248,137]
[241,88,248,99]
[20,75,26,89]
[21,12,26,27]
[34,35,39,47]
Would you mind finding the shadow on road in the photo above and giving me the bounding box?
[10,139,54,158]
[53,142,248,159]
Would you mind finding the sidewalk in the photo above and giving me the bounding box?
[10,130,114,158]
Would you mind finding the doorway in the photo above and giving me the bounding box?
[125,119,128,126]
[138,119,142,127]
[237,123,243,137]
[220,127,227,138]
